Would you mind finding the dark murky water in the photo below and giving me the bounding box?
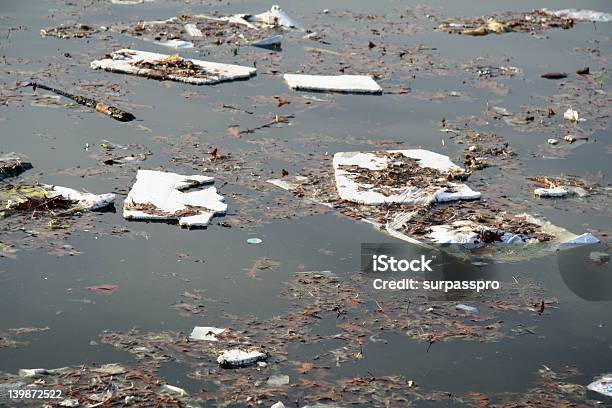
[0,0,611,406]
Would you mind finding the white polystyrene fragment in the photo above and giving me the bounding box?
[563,108,584,122]
[184,23,203,37]
[111,0,154,4]
[283,74,382,94]
[155,39,194,49]
[123,170,226,227]
[534,187,568,198]
[217,349,267,367]
[332,150,480,205]
[190,326,226,341]
[91,49,256,85]
[159,384,188,396]
[586,374,612,397]
[543,8,612,22]
[44,185,116,210]
[248,5,300,29]
[562,233,599,245]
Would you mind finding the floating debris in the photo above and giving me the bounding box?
[20,81,135,122]
[332,150,480,205]
[437,10,576,36]
[251,34,283,49]
[283,74,382,94]
[189,326,226,341]
[45,185,116,210]
[534,187,568,198]
[541,72,567,79]
[247,237,263,244]
[589,252,610,264]
[40,23,97,39]
[155,39,194,49]
[586,373,612,397]
[183,23,202,37]
[542,8,612,23]
[455,304,480,314]
[0,155,32,181]
[91,49,256,85]
[217,349,268,368]
[123,170,227,228]
[563,108,584,122]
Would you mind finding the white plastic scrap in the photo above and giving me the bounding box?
[563,108,584,122]
[542,9,612,23]
[283,74,382,94]
[189,326,226,341]
[534,187,568,198]
[91,49,257,85]
[44,185,116,210]
[159,384,188,397]
[184,23,203,37]
[586,373,612,397]
[155,39,194,49]
[333,150,481,205]
[111,0,154,4]
[271,402,286,408]
[217,349,268,367]
[123,170,226,228]
[248,5,300,29]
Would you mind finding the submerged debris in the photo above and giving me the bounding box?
[91,49,257,85]
[0,155,32,181]
[283,74,382,94]
[123,169,227,228]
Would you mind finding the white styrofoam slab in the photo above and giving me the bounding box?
[91,49,256,85]
[333,149,481,205]
[283,74,382,94]
[123,170,226,227]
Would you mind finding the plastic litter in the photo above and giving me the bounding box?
[217,349,268,368]
[283,74,382,94]
[123,170,226,228]
[543,9,612,23]
[45,185,116,210]
[155,39,194,49]
[455,304,480,314]
[91,49,256,85]
[267,374,290,386]
[247,238,263,244]
[251,34,283,49]
[586,373,612,397]
[189,326,226,341]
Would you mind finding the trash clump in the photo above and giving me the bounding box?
[283,74,382,94]
[115,5,299,49]
[529,176,595,198]
[40,23,98,39]
[91,49,257,85]
[269,149,598,259]
[1,184,115,217]
[437,10,580,36]
[123,169,227,228]
[332,150,480,205]
[0,155,32,181]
